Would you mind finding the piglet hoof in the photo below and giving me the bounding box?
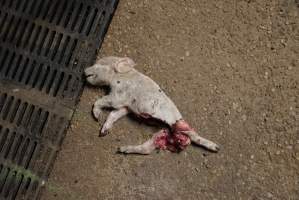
[206,143,220,152]
[117,146,128,154]
[117,146,137,154]
[99,129,109,137]
[92,108,101,121]
[100,124,110,136]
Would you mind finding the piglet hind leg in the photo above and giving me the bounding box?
[118,129,169,155]
[118,138,156,155]
[183,131,220,152]
[100,107,129,136]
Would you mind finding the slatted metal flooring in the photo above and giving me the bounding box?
[0,0,119,199]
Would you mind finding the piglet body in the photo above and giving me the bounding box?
[85,56,219,154]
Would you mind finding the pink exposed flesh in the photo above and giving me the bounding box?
[154,120,192,152]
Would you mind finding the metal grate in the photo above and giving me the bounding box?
[0,0,119,199]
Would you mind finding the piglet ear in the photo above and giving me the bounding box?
[96,56,117,65]
[114,57,136,73]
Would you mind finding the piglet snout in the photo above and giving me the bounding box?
[84,67,94,77]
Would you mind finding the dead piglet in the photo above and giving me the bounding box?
[85,56,219,154]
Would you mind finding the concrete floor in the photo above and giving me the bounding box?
[43,0,299,199]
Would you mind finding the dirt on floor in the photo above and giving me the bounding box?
[43,0,299,199]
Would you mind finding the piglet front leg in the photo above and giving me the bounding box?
[100,107,129,136]
[93,95,114,120]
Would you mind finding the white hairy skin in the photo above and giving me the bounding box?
[85,56,219,154]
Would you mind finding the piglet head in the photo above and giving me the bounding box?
[85,56,136,85]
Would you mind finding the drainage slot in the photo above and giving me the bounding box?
[38,111,49,136]
[50,33,63,61]
[71,3,83,31]
[86,8,99,36]
[14,0,24,11]
[4,170,17,198]
[9,18,22,43]
[45,70,57,94]
[38,66,50,90]
[9,99,21,123]
[17,58,29,82]
[37,28,49,55]
[24,61,37,85]
[29,26,42,52]
[0,167,10,193]
[0,50,9,73]
[30,108,42,133]
[0,129,9,153]
[12,134,24,161]
[48,0,61,23]
[10,54,23,80]
[79,6,91,33]
[53,72,65,97]
[22,23,35,48]
[2,96,14,120]
[0,93,8,113]
[55,0,68,25]
[2,15,15,43]
[16,20,29,47]
[17,138,29,166]
[16,102,28,126]
[12,174,23,200]
[3,52,16,76]
[32,64,44,88]
[34,0,44,18]
[25,141,37,169]
[58,36,71,64]
[43,31,56,57]
[63,2,75,28]
[4,132,16,159]
[65,39,78,66]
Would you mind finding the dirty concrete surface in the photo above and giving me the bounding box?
[43,0,299,199]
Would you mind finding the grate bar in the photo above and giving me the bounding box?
[0,0,119,199]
